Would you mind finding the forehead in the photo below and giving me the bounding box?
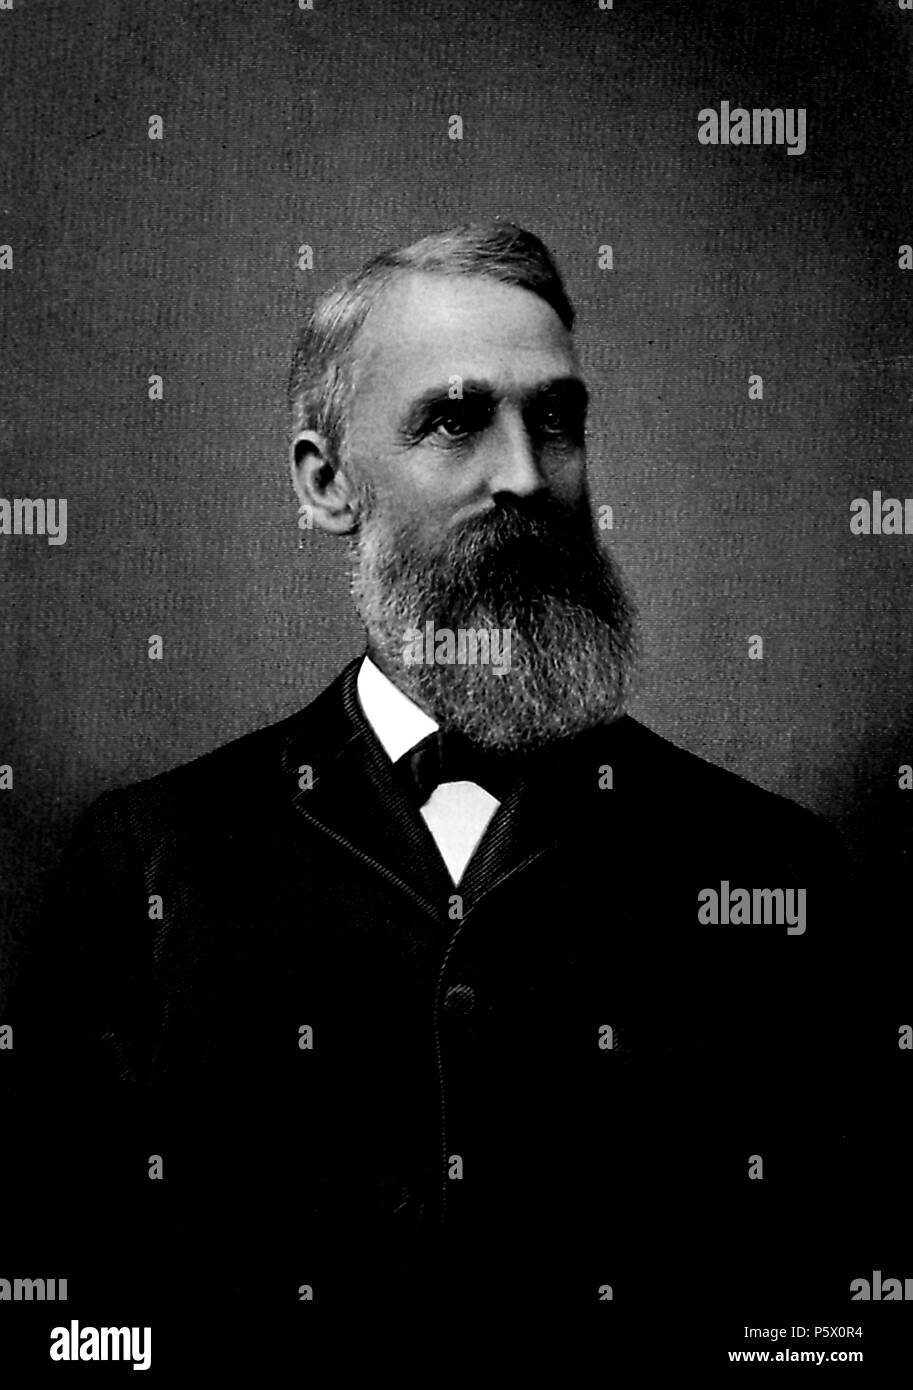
[351,271,578,406]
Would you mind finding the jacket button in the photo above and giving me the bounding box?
[443,983,476,1014]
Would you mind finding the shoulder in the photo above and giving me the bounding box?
[608,715,839,848]
[80,660,358,846]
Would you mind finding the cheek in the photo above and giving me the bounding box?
[396,457,481,514]
[369,475,446,548]
[546,450,588,497]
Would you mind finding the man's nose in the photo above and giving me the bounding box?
[486,415,546,498]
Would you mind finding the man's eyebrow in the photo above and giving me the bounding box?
[398,375,588,435]
[400,379,495,429]
[529,377,589,411]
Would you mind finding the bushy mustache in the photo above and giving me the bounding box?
[384,492,613,610]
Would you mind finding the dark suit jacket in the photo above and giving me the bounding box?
[7,654,875,1337]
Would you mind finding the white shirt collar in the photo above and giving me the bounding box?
[356,654,439,764]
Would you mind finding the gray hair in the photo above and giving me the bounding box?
[287,221,575,463]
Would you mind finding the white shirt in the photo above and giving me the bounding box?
[356,655,500,885]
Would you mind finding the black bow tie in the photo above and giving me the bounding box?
[393,730,528,808]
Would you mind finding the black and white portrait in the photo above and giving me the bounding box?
[2,0,911,1376]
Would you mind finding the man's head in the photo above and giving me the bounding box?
[288,221,637,752]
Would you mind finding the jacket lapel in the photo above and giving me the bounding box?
[456,719,618,909]
[279,656,456,918]
[455,782,549,906]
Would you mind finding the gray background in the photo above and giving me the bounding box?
[2,0,912,983]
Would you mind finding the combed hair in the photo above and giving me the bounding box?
[287,221,575,459]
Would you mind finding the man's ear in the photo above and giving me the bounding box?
[289,430,361,534]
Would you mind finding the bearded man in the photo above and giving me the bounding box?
[9,223,855,1328]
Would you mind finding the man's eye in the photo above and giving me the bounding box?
[430,412,470,440]
[539,407,575,438]
[536,403,583,441]
[427,402,490,442]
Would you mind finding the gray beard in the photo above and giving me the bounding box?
[349,488,639,753]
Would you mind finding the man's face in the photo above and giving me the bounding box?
[339,270,637,752]
[343,272,589,540]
